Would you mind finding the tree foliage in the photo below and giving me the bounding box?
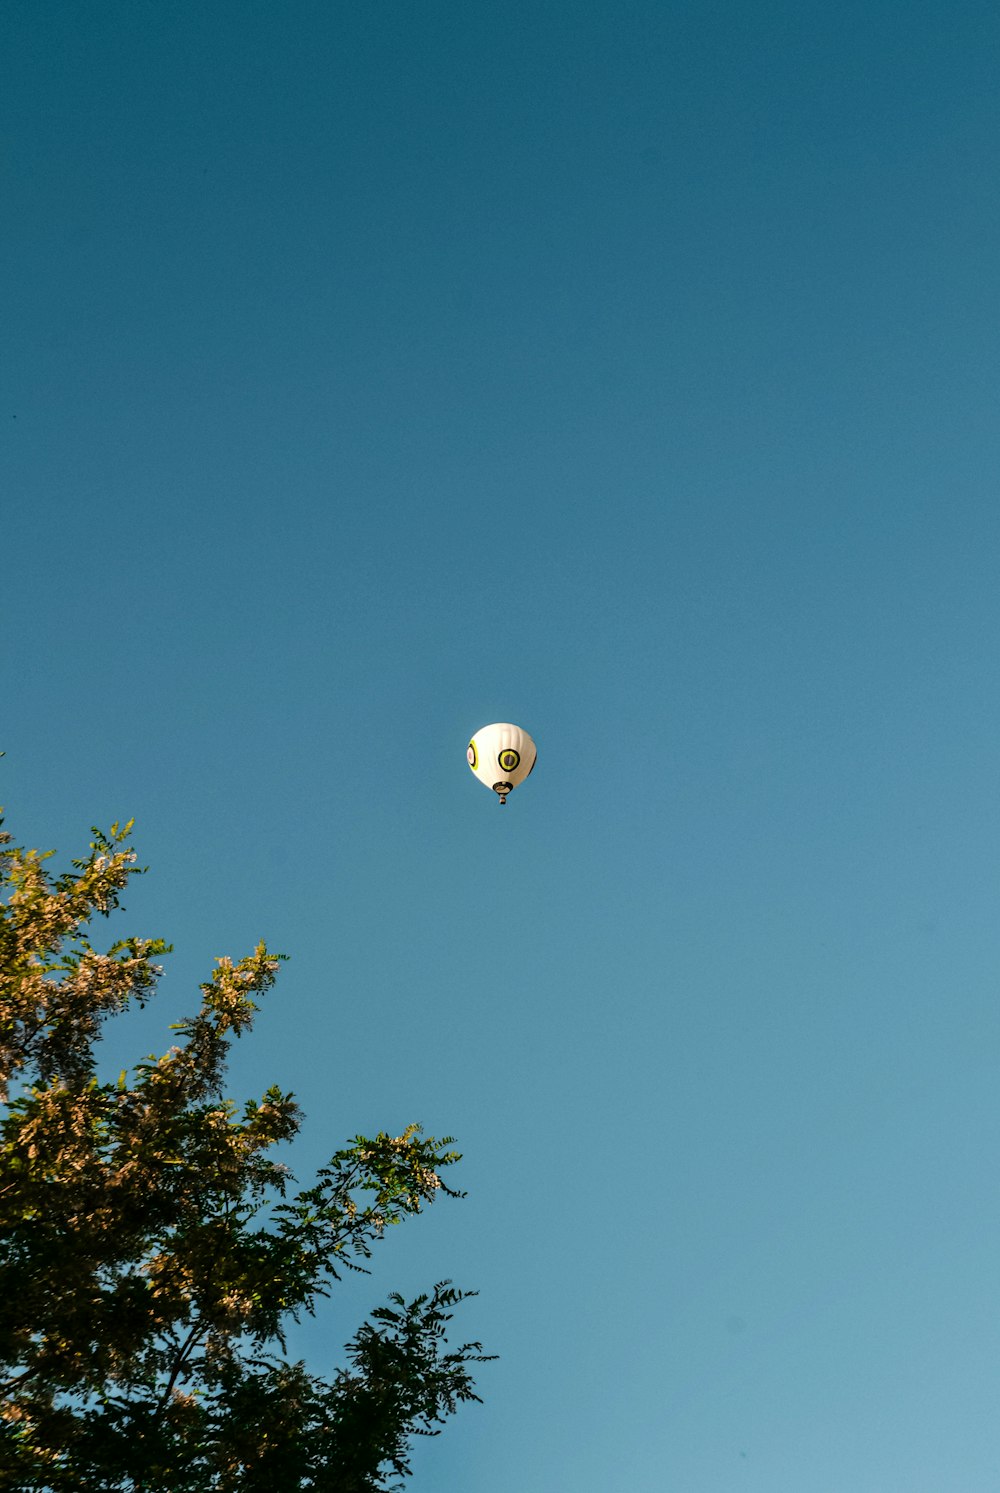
[0,815,490,1491]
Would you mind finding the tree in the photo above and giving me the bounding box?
[0,813,490,1491]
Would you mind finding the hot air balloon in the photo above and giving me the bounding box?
[466,723,537,805]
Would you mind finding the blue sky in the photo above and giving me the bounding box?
[4,2,1000,1487]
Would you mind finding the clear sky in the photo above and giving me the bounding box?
[4,2,1000,1488]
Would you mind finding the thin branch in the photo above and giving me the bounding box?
[153,1323,202,1418]
[0,1365,39,1395]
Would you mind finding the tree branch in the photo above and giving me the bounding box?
[153,1323,203,1418]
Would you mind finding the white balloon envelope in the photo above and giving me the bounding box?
[467,723,537,805]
